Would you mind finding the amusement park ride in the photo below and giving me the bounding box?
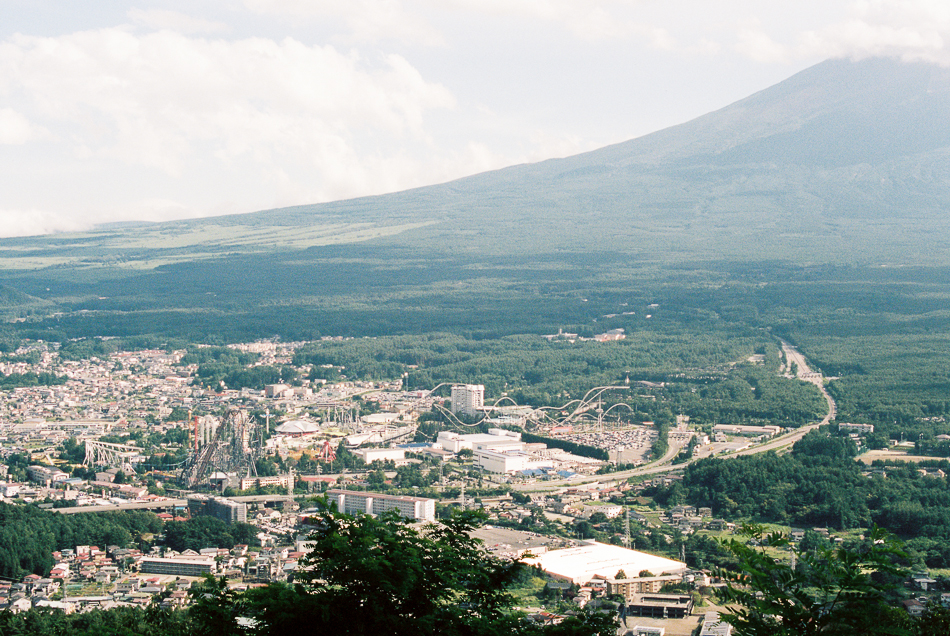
[181,408,262,488]
[126,382,641,488]
[428,383,637,433]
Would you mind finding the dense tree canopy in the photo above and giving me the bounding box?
[720,526,912,636]
[651,431,950,567]
[162,516,260,552]
[0,504,161,579]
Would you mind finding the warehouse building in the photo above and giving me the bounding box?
[522,541,686,585]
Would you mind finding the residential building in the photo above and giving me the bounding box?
[450,384,484,417]
[188,495,248,524]
[139,556,215,577]
[327,489,435,522]
[606,575,682,599]
[838,423,875,434]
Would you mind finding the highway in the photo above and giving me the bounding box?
[55,493,294,514]
[514,340,836,492]
[55,499,187,514]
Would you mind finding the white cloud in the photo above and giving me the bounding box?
[243,0,445,45]
[735,26,789,63]
[245,0,672,46]
[0,208,89,237]
[0,108,50,144]
[687,38,723,56]
[443,0,674,44]
[0,29,456,186]
[800,0,950,64]
[127,9,229,34]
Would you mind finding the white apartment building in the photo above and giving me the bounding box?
[450,384,484,416]
[838,422,875,434]
[327,489,436,522]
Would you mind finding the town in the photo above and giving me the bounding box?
[0,337,945,635]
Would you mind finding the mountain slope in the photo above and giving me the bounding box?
[3,56,950,271]
[1,56,950,338]
[183,57,950,262]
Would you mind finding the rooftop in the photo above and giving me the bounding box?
[522,541,686,585]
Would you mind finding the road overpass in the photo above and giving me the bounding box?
[55,499,188,514]
[55,493,295,514]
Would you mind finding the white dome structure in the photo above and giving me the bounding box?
[275,420,319,436]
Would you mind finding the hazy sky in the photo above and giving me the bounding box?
[1,1,948,237]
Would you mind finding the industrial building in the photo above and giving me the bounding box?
[436,429,522,453]
[711,424,781,438]
[475,449,533,473]
[327,489,436,522]
[522,541,687,585]
[353,447,406,464]
[435,429,555,474]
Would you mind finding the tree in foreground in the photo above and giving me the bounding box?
[718,525,913,636]
[190,500,617,636]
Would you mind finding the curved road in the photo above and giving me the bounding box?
[514,340,836,492]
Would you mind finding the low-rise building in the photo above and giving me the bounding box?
[838,423,874,435]
[26,465,69,484]
[699,611,732,636]
[606,575,682,599]
[239,473,294,492]
[625,594,693,619]
[139,556,216,577]
[353,448,405,464]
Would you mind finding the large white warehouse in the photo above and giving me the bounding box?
[522,541,687,585]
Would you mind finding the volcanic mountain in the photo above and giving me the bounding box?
[1,56,949,338]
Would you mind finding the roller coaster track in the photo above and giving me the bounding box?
[83,439,141,472]
[180,409,258,487]
[182,422,226,487]
[429,384,629,431]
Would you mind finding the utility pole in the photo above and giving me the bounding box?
[624,507,631,549]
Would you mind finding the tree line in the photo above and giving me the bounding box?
[646,431,950,567]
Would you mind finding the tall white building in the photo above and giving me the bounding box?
[451,384,484,416]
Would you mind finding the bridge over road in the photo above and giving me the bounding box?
[55,499,188,514]
[54,493,295,514]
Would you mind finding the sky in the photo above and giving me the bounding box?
[1,1,949,237]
